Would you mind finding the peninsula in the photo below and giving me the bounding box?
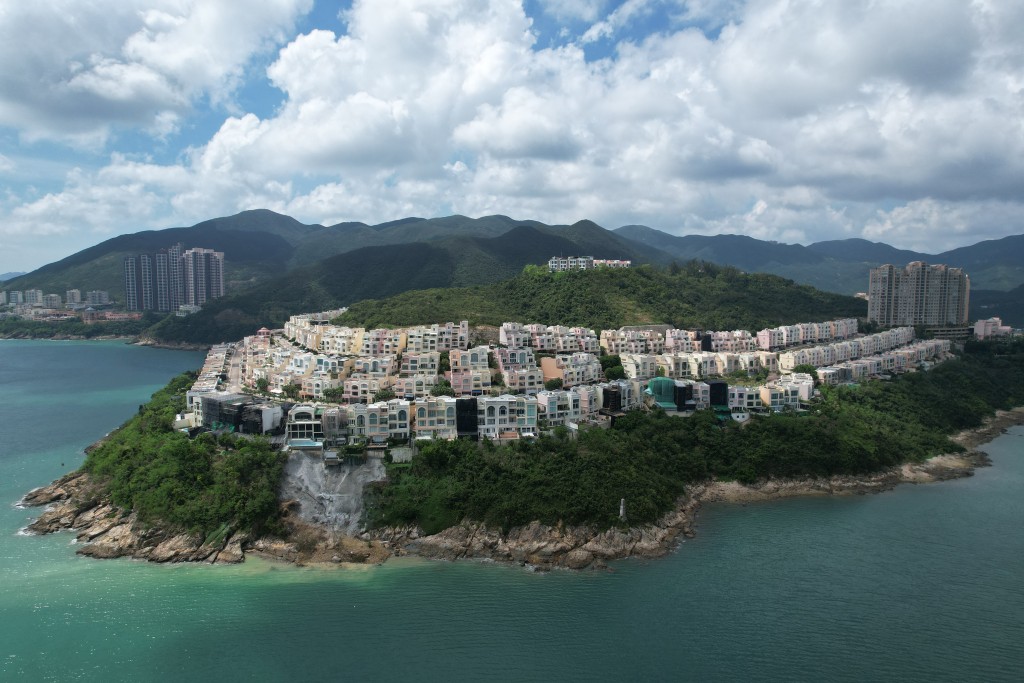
[20,280,1024,570]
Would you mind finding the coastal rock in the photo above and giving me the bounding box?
[414,524,478,561]
[75,507,123,542]
[563,549,594,570]
[26,499,80,534]
[77,518,142,559]
[21,471,94,508]
[249,538,299,563]
[149,533,208,563]
[214,532,248,564]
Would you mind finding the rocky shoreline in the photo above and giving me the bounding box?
[0,333,136,342]
[134,337,211,352]
[19,407,1024,570]
[0,332,210,351]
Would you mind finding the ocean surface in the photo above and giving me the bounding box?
[2,339,1023,682]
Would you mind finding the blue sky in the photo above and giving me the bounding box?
[1,0,1022,274]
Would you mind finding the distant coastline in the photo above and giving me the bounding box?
[0,332,135,342]
[0,332,210,352]
[20,407,1024,571]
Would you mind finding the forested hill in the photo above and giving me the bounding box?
[142,224,664,344]
[334,263,867,331]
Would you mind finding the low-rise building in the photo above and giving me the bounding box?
[401,352,441,376]
[413,396,458,441]
[450,346,490,372]
[504,367,545,394]
[392,375,438,400]
[540,353,603,388]
[448,369,492,396]
[975,317,1012,339]
[477,394,539,440]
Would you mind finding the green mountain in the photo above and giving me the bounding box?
[4,210,312,301]
[144,224,655,344]
[7,206,1019,342]
[615,226,1024,293]
[0,272,25,281]
[334,262,867,332]
[971,286,1024,328]
[284,214,641,267]
[803,238,924,264]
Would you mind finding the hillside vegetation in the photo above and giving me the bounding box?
[336,262,866,331]
[83,373,285,538]
[142,224,665,344]
[367,338,1024,534]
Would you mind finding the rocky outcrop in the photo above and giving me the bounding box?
[22,473,235,563]
[373,495,702,571]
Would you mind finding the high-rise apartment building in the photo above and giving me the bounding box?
[124,242,221,311]
[124,256,140,311]
[182,248,225,306]
[66,289,82,304]
[868,262,970,327]
[167,242,184,310]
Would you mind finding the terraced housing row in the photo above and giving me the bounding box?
[179,311,951,447]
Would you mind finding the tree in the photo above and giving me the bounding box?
[493,372,505,387]
[282,383,301,400]
[544,377,563,390]
[438,351,450,373]
[431,378,456,396]
[255,377,269,394]
[373,387,397,403]
[604,365,626,380]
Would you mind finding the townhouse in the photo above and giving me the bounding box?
[600,328,666,355]
[540,352,603,387]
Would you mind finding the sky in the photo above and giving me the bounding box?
[1,0,1022,274]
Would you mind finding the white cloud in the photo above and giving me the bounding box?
[581,0,656,44]
[0,0,311,145]
[3,0,1024,274]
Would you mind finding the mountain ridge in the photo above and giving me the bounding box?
[3,210,1020,333]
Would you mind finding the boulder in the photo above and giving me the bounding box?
[563,549,594,570]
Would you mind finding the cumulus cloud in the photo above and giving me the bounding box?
[2,0,1024,272]
[0,0,311,145]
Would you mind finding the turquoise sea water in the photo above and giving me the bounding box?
[2,340,1023,682]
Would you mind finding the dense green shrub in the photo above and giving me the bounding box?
[82,372,286,537]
